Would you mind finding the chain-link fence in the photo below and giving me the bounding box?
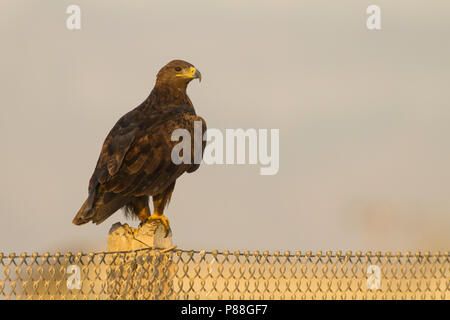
[0,249,448,300]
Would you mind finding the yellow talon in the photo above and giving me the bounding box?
[146,214,171,237]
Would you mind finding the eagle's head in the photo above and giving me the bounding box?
[156,60,201,88]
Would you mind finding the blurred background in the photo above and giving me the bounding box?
[0,0,449,253]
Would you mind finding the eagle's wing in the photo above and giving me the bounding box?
[186,114,207,173]
[89,127,137,190]
[73,106,203,225]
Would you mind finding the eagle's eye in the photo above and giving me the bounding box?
[175,67,182,72]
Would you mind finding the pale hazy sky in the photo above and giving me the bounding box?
[0,1,449,254]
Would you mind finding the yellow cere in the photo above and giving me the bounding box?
[176,67,197,78]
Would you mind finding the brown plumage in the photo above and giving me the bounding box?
[72,60,206,234]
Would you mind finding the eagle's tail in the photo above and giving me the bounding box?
[73,188,127,226]
[72,199,89,225]
[72,189,97,225]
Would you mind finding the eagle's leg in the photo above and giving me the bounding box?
[130,196,151,236]
[126,196,151,223]
[147,198,171,237]
[137,206,151,223]
[146,182,175,237]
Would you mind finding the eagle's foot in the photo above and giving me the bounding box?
[146,214,171,238]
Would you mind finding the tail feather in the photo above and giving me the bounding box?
[72,189,127,226]
[73,201,90,225]
[91,195,127,225]
[72,190,96,225]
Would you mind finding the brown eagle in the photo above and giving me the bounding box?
[72,60,206,236]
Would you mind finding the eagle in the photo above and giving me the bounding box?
[72,60,206,236]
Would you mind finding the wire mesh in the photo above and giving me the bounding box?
[0,249,448,300]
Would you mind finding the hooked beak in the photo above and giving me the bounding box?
[194,68,202,82]
[177,66,202,82]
